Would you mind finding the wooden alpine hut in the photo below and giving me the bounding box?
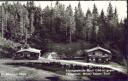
[85,45,112,63]
[13,47,41,60]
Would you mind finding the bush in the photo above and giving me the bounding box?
[0,37,21,58]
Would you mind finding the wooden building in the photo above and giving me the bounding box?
[13,48,41,60]
[85,46,111,63]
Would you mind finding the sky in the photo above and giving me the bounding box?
[0,1,127,21]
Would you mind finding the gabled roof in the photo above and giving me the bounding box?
[17,47,41,53]
[85,46,111,53]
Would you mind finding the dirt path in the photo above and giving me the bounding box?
[0,58,127,81]
[0,60,90,81]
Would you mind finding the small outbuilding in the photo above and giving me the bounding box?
[85,46,112,63]
[43,52,60,59]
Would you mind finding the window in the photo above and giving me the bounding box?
[95,51,102,56]
[106,59,108,61]
[105,54,108,56]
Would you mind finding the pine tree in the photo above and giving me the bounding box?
[98,9,107,43]
[26,1,35,34]
[0,4,7,38]
[84,9,93,41]
[65,5,76,43]
[74,2,84,40]
[107,3,119,42]
[53,2,67,42]
[0,6,4,38]
[106,2,114,41]
[107,3,113,20]
[91,4,99,42]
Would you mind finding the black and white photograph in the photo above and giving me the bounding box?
[0,1,127,81]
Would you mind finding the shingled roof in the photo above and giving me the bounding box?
[17,47,41,53]
[85,46,111,53]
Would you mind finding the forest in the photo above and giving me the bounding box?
[0,1,127,63]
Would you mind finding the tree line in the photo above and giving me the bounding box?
[0,1,126,49]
